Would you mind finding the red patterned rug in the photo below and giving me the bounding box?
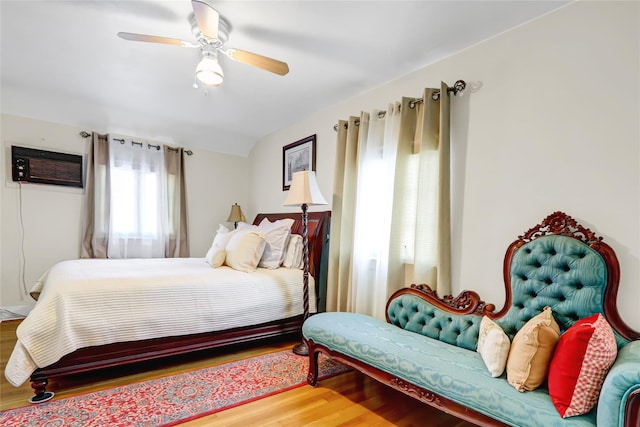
[0,350,348,426]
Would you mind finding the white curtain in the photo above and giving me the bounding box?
[107,139,167,259]
[327,83,452,319]
[349,104,402,316]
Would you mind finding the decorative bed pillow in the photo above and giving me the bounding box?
[258,218,294,269]
[259,217,295,231]
[206,247,227,268]
[548,313,617,418]
[282,234,303,269]
[224,230,266,273]
[205,224,235,267]
[506,306,561,391]
[238,218,294,269]
[477,316,511,377]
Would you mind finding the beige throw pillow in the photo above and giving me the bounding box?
[224,230,266,273]
[206,247,226,268]
[507,306,561,392]
[477,316,511,377]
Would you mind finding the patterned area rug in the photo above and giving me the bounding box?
[0,350,348,426]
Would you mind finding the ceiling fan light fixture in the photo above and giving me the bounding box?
[195,56,224,86]
[119,1,288,87]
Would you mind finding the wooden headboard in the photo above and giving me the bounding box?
[253,211,331,312]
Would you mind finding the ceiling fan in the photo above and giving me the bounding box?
[117,0,289,87]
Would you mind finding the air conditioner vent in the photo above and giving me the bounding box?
[11,146,83,188]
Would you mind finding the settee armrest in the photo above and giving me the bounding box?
[597,340,640,427]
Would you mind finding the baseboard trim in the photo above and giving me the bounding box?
[1,305,34,321]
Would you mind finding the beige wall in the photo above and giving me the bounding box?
[1,114,249,310]
[248,1,640,330]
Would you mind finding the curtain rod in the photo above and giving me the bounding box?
[333,79,466,132]
[79,132,193,155]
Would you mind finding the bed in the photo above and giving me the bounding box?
[5,211,331,403]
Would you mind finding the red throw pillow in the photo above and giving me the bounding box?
[548,313,617,418]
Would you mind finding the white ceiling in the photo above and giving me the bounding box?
[1,1,569,156]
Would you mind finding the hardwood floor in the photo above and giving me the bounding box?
[1,320,474,426]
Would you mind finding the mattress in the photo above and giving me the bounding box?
[5,257,316,386]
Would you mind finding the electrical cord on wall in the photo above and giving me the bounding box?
[18,182,28,295]
[1,183,30,322]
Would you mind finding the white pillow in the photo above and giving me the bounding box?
[477,316,511,377]
[282,234,304,269]
[259,217,295,232]
[260,219,294,269]
[237,222,260,232]
[234,221,251,229]
[224,230,266,273]
[205,224,235,267]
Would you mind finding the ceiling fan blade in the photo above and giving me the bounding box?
[225,49,289,76]
[117,32,198,48]
[191,0,219,41]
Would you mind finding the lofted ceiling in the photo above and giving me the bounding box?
[1,1,570,156]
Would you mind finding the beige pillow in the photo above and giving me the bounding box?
[507,306,561,391]
[477,316,511,377]
[224,230,266,273]
[206,247,226,267]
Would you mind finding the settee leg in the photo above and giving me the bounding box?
[29,378,55,404]
[307,343,320,386]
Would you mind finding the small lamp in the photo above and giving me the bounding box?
[283,170,327,356]
[227,203,246,229]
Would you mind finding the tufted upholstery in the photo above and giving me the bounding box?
[387,293,481,351]
[387,234,632,351]
[498,235,615,341]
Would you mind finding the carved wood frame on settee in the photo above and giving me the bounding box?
[307,211,639,426]
[28,210,331,402]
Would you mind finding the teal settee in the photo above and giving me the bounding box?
[304,212,640,426]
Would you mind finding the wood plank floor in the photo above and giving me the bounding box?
[1,320,475,426]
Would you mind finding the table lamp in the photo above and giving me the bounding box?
[227,203,246,229]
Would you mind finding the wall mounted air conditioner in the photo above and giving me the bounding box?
[11,145,83,188]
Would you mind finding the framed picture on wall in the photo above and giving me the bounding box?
[282,134,316,190]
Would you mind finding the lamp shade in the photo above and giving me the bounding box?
[283,171,327,206]
[227,203,246,223]
[196,56,224,86]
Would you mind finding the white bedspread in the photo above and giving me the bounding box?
[5,258,316,387]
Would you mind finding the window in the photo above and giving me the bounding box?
[82,133,188,260]
[110,167,160,237]
[107,140,166,258]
